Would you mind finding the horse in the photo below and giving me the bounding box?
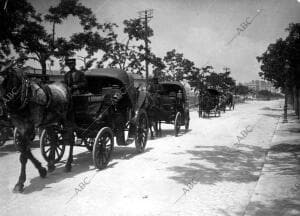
[220,92,234,111]
[0,62,74,193]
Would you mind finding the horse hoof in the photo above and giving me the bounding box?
[13,183,24,193]
[47,164,55,173]
[64,165,72,172]
[39,167,47,178]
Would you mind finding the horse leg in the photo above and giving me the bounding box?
[154,121,159,137]
[158,121,162,136]
[45,126,56,172]
[63,122,74,172]
[149,121,154,139]
[13,151,28,193]
[26,149,47,178]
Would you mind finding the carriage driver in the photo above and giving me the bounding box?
[148,77,163,107]
[64,58,87,95]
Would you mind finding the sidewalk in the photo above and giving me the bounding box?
[245,110,300,216]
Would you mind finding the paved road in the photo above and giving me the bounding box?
[0,100,283,216]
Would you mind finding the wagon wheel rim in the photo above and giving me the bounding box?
[174,112,181,136]
[40,126,65,163]
[93,128,113,169]
[135,112,148,152]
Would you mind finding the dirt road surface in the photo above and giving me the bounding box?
[0,100,283,216]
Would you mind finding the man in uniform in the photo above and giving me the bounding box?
[64,58,87,95]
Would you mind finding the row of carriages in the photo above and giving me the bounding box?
[0,68,191,170]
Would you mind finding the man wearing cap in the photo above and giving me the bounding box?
[64,58,87,95]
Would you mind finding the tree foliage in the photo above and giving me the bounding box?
[97,18,155,75]
[257,23,300,89]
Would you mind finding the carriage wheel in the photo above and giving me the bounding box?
[40,125,65,163]
[83,138,94,152]
[0,128,7,146]
[93,127,114,170]
[174,112,181,137]
[135,109,148,153]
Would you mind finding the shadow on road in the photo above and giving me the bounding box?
[167,144,266,185]
[264,142,300,176]
[246,198,300,216]
[261,106,283,112]
[150,128,190,139]
[22,146,153,194]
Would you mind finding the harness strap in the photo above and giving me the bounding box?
[18,79,29,110]
[43,85,52,108]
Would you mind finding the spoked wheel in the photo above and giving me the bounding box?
[174,112,181,137]
[40,125,65,163]
[93,127,114,170]
[83,138,94,152]
[135,109,149,153]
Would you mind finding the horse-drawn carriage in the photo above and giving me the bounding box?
[148,81,190,137]
[198,88,222,118]
[40,68,149,169]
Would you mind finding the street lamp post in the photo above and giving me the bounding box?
[283,61,290,123]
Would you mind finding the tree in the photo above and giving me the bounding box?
[1,0,114,75]
[0,0,43,63]
[97,18,154,75]
[163,49,195,81]
[257,38,288,89]
[235,84,249,95]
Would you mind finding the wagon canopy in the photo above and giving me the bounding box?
[160,81,187,101]
[85,68,136,106]
[206,88,221,96]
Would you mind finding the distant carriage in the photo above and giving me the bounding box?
[40,68,149,169]
[147,81,190,137]
[198,88,222,118]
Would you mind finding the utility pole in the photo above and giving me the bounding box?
[138,9,153,89]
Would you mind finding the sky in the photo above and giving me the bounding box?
[28,0,300,83]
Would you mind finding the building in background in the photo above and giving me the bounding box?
[244,80,279,93]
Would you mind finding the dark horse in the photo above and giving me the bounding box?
[0,62,74,193]
[220,92,234,112]
[146,93,167,138]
